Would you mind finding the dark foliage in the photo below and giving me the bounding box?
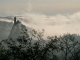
[0,29,80,60]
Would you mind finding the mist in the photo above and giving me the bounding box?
[0,11,80,39]
[19,11,80,36]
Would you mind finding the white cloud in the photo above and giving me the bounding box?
[0,19,13,22]
[1,11,80,38]
[18,11,80,37]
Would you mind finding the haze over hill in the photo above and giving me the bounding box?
[1,11,80,40]
[0,0,80,40]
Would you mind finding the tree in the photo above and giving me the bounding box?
[59,34,80,60]
[0,42,10,60]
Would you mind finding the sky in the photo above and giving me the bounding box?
[0,0,80,15]
[0,0,80,38]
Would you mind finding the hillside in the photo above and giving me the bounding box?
[8,17,26,40]
[0,21,13,41]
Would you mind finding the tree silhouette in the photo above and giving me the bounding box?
[59,34,80,60]
[0,29,80,60]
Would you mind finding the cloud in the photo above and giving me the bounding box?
[0,19,13,22]
[0,11,80,39]
[17,11,80,37]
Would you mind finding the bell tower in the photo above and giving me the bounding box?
[14,17,16,24]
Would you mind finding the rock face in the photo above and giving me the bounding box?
[8,17,26,40]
